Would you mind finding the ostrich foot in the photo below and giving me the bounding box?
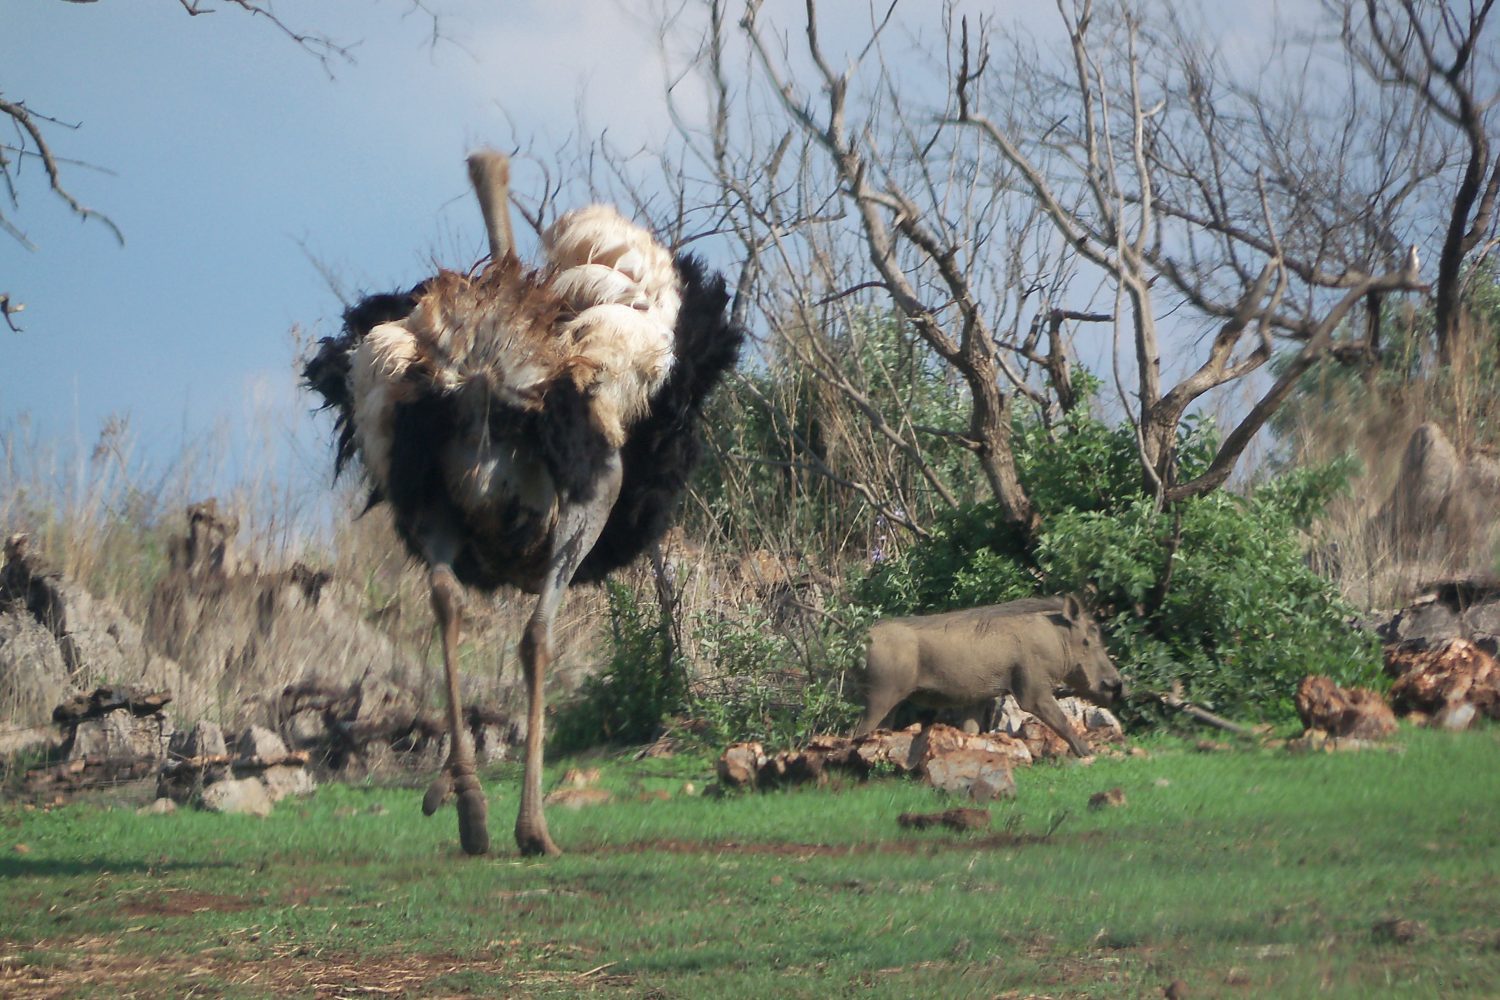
[422,761,490,855]
[421,770,454,816]
[455,770,490,856]
[515,820,561,858]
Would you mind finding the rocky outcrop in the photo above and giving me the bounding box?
[1386,638,1500,730]
[156,721,316,814]
[140,501,421,729]
[715,717,1120,802]
[2,534,181,730]
[21,686,175,798]
[1295,676,1399,740]
[1372,423,1499,575]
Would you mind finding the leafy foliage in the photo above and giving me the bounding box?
[686,601,872,748]
[858,408,1381,725]
[551,581,687,753]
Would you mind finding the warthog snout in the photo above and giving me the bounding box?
[1095,675,1126,704]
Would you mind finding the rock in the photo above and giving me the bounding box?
[283,707,327,750]
[1372,918,1427,945]
[1434,701,1478,731]
[177,720,227,759]
[199,777,273,817]
[897,807,991,831]
[236,725,288,763]
[1294,676,1398,740]
[141,501,424,731]
[68,709,174,762]
[993,695,1123,758]
[472,715,521,764]
[2,536,159,684]
[1388,600,1465,646]
[922,748,1017,802]
[852,725,920,772]
[717,741,765,789]
[911,723,1033,770]
[1388,638,1500,724]
[1089,787,1127,810]
[0,609,71,728]
[159,721,231,803]
[260,764,316,802]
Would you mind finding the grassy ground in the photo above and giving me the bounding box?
[2,726,1498,998]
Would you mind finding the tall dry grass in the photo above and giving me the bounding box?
[1281,305,1500,610]
[0,406,616,730]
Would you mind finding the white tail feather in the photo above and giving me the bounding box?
[544,205,681,326]
[563,303,675,445]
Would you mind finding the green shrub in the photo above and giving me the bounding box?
[856,410,1381,726]
[550,581,687,752]
[686,602,872,748]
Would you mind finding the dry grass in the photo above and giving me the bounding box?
[1282,310,1500,611]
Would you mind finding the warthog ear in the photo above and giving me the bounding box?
[1062,593,1084,622]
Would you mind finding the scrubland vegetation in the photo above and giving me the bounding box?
[4,0,1500,995]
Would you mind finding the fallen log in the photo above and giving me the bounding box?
[1136,687,1259,738]
[160,750,311,772]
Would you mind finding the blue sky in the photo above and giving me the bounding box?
[2,2,686,503]
[3,1,1299,517]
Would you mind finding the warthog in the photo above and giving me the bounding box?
[856,595,1124,757]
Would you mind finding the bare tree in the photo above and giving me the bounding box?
[1331,0,1500,366]
[640,0,1444,547]
[1,1,441,331]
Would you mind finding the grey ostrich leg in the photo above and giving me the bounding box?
[418,526,491,856]
[514,452,623,857]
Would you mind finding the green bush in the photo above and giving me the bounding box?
[550,581,687,753]
[857,410,1382,726]
[686,602,872,748]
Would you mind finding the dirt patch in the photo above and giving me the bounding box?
[594,832,1092,858]
[116,889,257,918]
[0,936,629,998]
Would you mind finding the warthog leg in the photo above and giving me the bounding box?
[1019,688,1093,758]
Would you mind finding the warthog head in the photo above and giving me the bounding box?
[1056,594,1125,705]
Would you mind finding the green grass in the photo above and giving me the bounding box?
[2,727,1498,997]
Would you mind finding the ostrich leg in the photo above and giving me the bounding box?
[421,554,490,856]
[514,453,622,857]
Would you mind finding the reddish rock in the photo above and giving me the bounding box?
[1295,676,1398,740]
[1089,787,1127,810]
[922,748,1018,802]
[852,725,920,772]
[910,723,1033,770]
[717,741,765,789]
[897,807,991,831]
[1387,639,1500,727]
[995,695,1124,759]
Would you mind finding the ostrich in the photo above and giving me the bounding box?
[304,151,743,856]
